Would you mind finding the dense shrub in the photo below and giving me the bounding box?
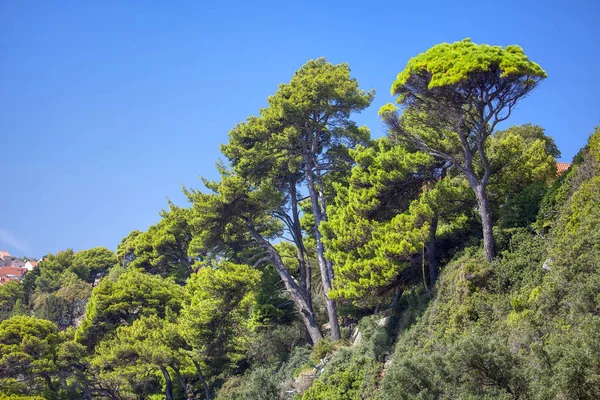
[302,348,380,400]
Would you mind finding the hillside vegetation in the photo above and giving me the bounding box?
[1,39,598,400]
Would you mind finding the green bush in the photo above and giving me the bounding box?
[216,367,281,400]
[302,348,379,400]
[309,339,335,364]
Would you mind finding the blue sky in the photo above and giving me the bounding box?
[1,0,598,258]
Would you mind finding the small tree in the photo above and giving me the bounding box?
[181,261,261,399]
[0,316,61,395]
[381,39,546,261]
[75,269,184,349]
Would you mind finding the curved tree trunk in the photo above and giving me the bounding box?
[248,226,323,344]
[159,365,174,400]
[290,183,312,310]
[171,367,190,399]
[192,359,211,400]
[304,168,341,341]
[290,180,315,345]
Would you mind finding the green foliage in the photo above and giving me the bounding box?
[302,348,380,400]
[487,124,559,228]
[221,57,374,342]
[6,48,597,400]
[322,138,436,300]
[216,367,282,400]
[17,248,117,333]
[384,39,548,262]
[31,271,92,330]
[309,339,335,364]
[182,261,261,375]
[0,281,25,322]
[376,127,600,400]
[186,174,283,261]
[391,38,546,96]
[249,264,296,329]
[75,269,184,349]
[72,246,117,282]
[118,204,194,282]
[497,181,547,228]
[0,316,60,396]
[246,321,307,367]
[91,314,185,399]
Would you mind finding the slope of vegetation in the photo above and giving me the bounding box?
[0,39,597,400]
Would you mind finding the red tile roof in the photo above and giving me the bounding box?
[556,162,571,175]
[0,251,11,257]
[0,276,11,285]
[0,266,28,277]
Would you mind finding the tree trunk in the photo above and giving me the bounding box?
[290,183,312,309]
[159,365,175,400]
[296,247,314,346]
[475,184,495,262]
[248,226,323,344]
[304,168,341,341]
[171,367,190,399]
[192,359,211,400]
[314,170,335,281]
[44,374,55,392]
[464,165,495,263]
[425,215,439,285]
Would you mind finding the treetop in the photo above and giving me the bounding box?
[391,38,547,100]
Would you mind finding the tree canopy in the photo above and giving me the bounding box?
[381,38,547,261]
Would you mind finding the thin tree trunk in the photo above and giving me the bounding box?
[391,288,403,308]
[464,166,495,263]
[475,184,495,262]
[296,247,314,345]
[192,359,211,400]
[426,215,439,285]
[290,183,312,309]
[296,248,312,310]
[299,247,314,321]
[304,255,313,309]
[171,367,190,398]
[314,169,335,281]
[159,365,175,400]
[304,168,341,341]
[248,226,323,344]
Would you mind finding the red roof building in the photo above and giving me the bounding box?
[557,162,571,175]
[0,266,28,282]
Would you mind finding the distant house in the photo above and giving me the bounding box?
[24,260,39,271]
[0,251,14,267]
[0,266,28,283]
[11,259,25,268]
[557,162,571,176]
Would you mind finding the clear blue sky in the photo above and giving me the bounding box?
[1,0,598,258]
